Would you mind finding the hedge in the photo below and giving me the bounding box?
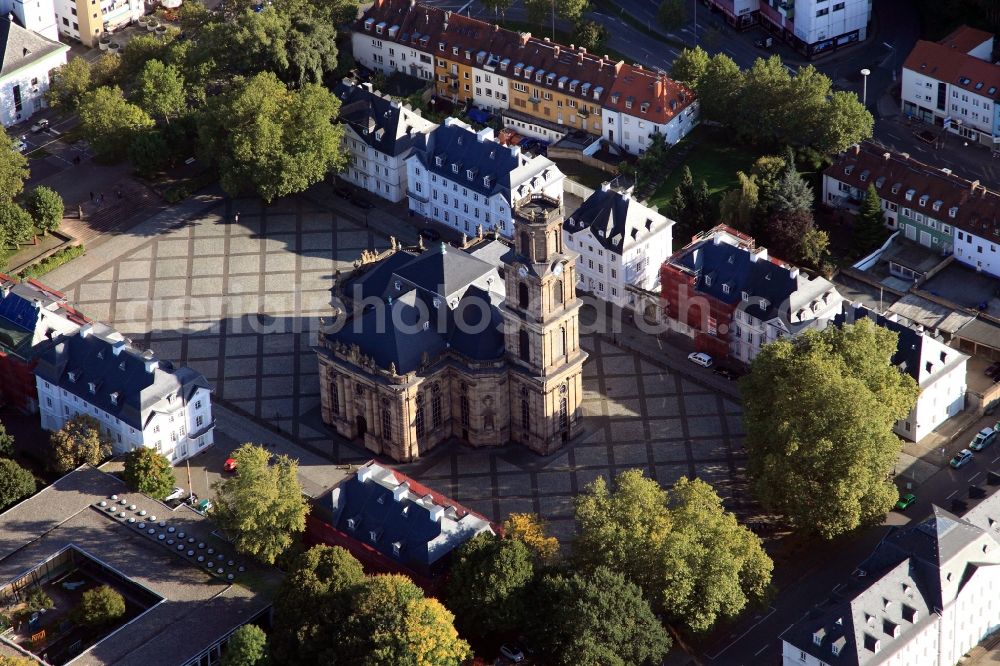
[17,244,85,280]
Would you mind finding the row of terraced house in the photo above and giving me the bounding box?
[351,0,699,156]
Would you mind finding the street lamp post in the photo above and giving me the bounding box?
[860,68,871,107]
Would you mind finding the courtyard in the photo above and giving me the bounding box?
[40,189,748,540]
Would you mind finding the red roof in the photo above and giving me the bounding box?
[605,64,696,125]
[938,25,993,54]
[903,39,1000,100]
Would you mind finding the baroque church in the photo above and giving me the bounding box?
[315,194,587,462]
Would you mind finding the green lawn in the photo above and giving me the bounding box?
[553,158,613,190]
[648,127,761,212]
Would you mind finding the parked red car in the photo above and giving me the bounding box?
[223,457,238,473]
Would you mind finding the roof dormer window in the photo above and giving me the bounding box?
[364,18,374,31]
[466,169,474,181]
[625,97,633,110]
[88,381,96,394]
[640,101,649,113]
[110,391,119,406]
[742,291,749,301]
[845,165,854,175]
[918,194,928,206]
[68,370,78,382]
[483,175,492,187]
[704,275,712,286]
[435,155,443,166]
[905,188,915,201]
[948,206,958,218]
[438,41,445,51]
[535,71,543,82]
[760,299,770,310]
[891,183,900,194]
[452,46,459,55]
[514,65,522,76]
[451,163,459,174]
[860,170,869,182]
[375,24,383,34]
[722,284,730,294]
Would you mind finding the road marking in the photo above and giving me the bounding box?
[991,455,1000,463]
[971,472,983,483]
[946,490,958,500]
[703,606,777,660]
[754,644,770,656]
[725,47,738,58]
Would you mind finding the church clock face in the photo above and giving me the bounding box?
[517,265,529,278]
[553,262,564,276]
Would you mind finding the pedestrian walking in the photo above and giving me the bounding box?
[89,191,94,201]
[234,212,240,224]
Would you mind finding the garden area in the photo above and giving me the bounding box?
[647,125,760,212]
[1,552,157,665]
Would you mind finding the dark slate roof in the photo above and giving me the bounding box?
[328,244,505,373]
[415,120,532,198]
[0,18,65,77]
[673,236,799,321]
[834,303,924,381]
[33,324,211,430]
[313,462,494,575]
[564,184,669,254]
[0,279,86,360]
[333,80,430,157]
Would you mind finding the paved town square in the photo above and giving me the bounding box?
[42,192,747,540]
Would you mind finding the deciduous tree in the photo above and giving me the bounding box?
[503,512,559,562]
[670,46,710,87]
[221,624,269,666]
[742,319,919,538]
[0,458,35,510]
[0,202,34,249]
[199,72,346,202]
[575,470,773,634]
[45,57,92,111]
[271,545,366,665]
[123,447,175,499]
[211,443,308,564]
[697,53,745,126]
[530,567,671,666]
[24,186,63,235]
[719,171,760,234]
[571,20,609,52]
[481,0,512,18]
[347,575,471,666]
[556,0,589,24]
[446,532,535,638]
[78,86,155,162]
[50,414,112,473]
[73,585,125,627]
[0,136,29,202]
[133,60,186,123]
[523,0,551,29]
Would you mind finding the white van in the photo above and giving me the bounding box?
[687,352,714,368]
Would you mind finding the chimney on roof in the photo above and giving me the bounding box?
[615,60,624,75]
[579,46,586,54]
[883,152,891,161]
[971,179,981,192]
[554,45,560,57]
[32,298,41,310]
[429,503,444,522]
[142,350,158,374]
[111,339,127,356]
[636,64,643,70]
[357,464,376,483]
[79,323,94,338]
[790,267,800,279]
[361,81,373,92]
[853,144,860,155]
[543,36,550,42]
[520,32,530,46]
[600,181,611,192]
[392,481,409,501]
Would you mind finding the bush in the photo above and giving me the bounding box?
[25,587,53,612]
[17,244,85,280]
[73,585,125,627]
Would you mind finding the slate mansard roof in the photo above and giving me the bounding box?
[34,323,211,430]
[414,118,560,199]
[783,505,1000,665]
[666,226,841,330]
[0,276,87,359]
[327,241,509,374]
[313,461,494,573]
[0,17,66,78]
[564,182,672,254]
[333,79,433,158]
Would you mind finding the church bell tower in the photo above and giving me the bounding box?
[501,194,587,455]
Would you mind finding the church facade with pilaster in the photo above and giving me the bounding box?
[314,195,587,462]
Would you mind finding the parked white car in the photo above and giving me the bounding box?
[164,486,186,501]
[687,352,714,368]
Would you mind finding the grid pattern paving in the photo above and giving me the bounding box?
[50,195,747,533]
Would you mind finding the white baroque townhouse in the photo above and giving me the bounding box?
[782,501,1000,666]
[35,323,215,464]
[563,182,673,307]
[601,65,699,155]
[353,9,438,82]
[405,118,564,238]
[0,0,57,40]
[755,0,870,56]
[837,303,968,442]
[334,79,436,203]
[902,26,1000,147]
[0,17,67,127]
